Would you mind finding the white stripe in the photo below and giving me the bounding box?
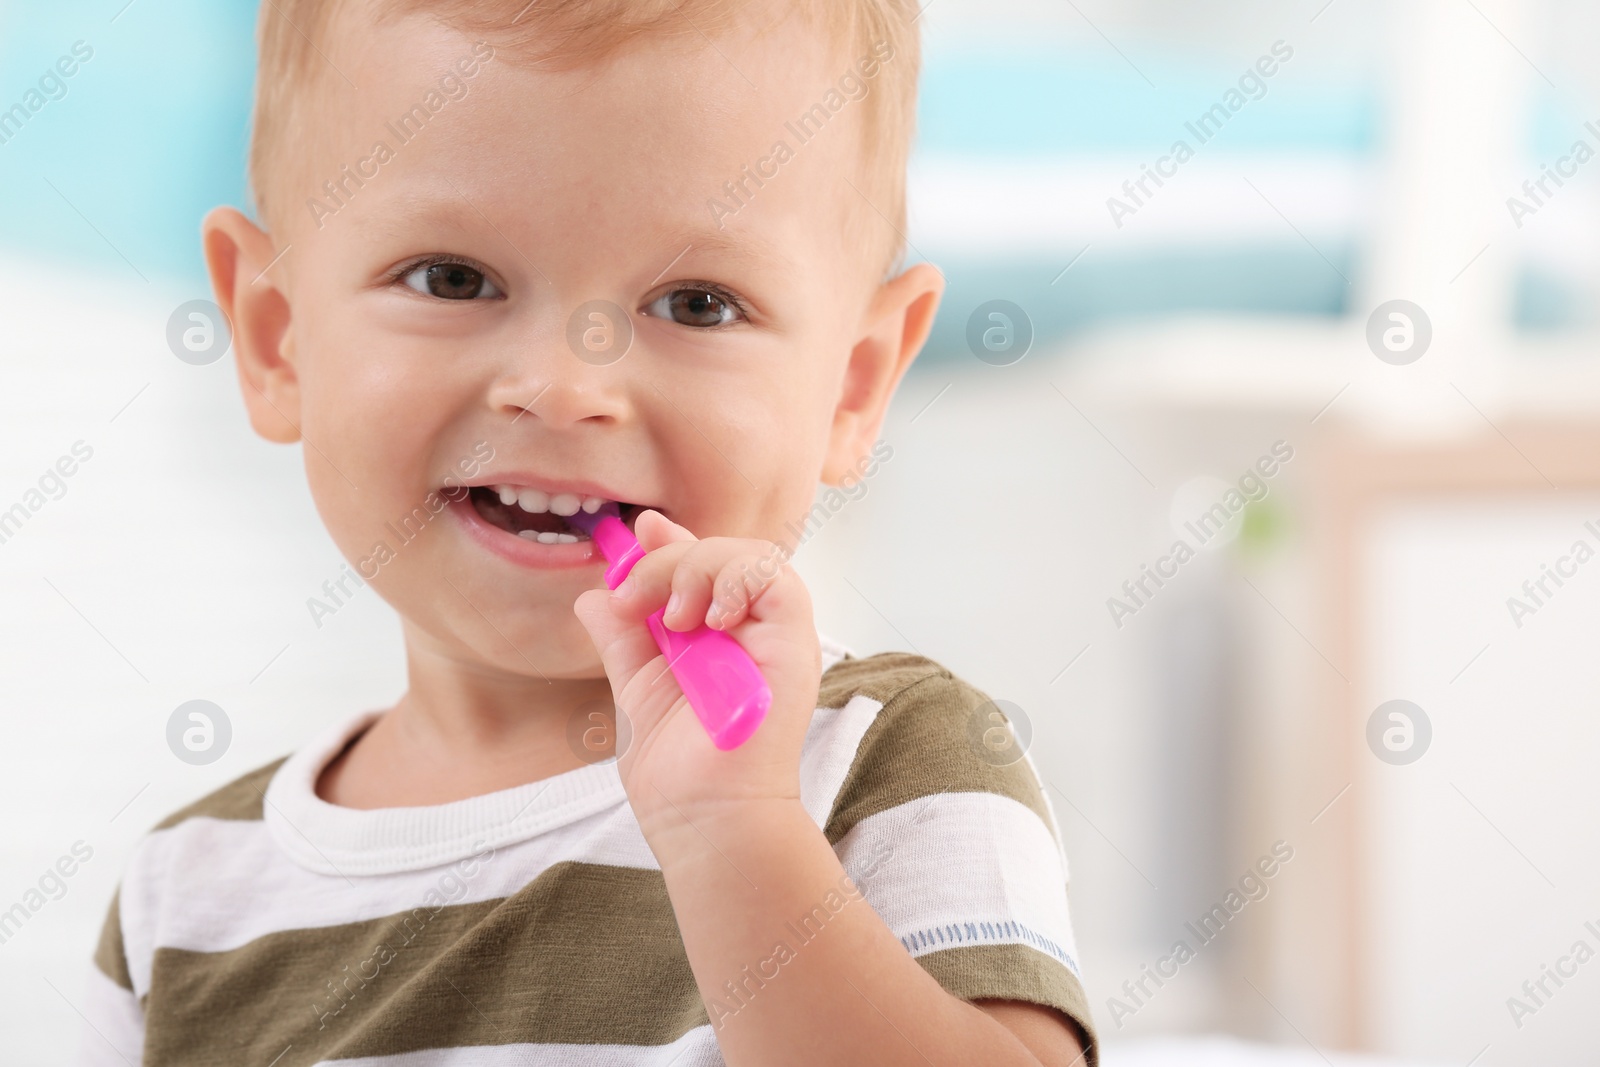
[263,712,633,877]
[316,1025,723,1066]
[266,631,858,878]
[834,791,1083,978]
[74,965,144,1067]
[118,804,653,997]
[797,694,884,830]
[120,697,887,994]
[1021,747,1067,860]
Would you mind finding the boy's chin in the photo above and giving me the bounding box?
[398,595,602,675]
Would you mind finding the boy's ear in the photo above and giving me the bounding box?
[822,261,944,485]
[201,207,301,444]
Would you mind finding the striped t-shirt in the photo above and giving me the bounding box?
[83,643,1098,1065]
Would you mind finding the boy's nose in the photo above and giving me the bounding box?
[490,368,634,426]
[486,335,633,429]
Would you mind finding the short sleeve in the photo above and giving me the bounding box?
[821,655,1098,1064]
[80,887,144,1065]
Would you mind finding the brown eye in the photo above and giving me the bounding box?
[402,261,502,300]
[646,287,743,327]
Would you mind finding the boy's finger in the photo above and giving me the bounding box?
[608,538,696,619]
[612,537,783,628]
[574,588,692,738]
[607,510,699,624]
[633,509,696,552]
[704,551,794,630]
[688,544,791,630]
[572,588,660,693]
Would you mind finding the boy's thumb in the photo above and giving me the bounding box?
[572,588,658,696]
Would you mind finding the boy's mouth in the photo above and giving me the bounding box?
[467,484,645,545]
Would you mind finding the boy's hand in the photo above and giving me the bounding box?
[573,510,821,853]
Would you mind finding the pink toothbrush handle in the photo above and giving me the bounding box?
[587,512,770,749]
[645,610,771,750]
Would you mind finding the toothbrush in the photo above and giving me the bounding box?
[568,504,771,750]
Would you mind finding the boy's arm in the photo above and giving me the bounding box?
[652,800,1087,1067]
[976,1000,1092,1067]
[575,513,1093,1067]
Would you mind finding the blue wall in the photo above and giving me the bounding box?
[0,1,257,282]
[17,7,1531,343]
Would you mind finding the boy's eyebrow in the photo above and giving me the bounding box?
[656,228,796,276]
[362,191,796,276]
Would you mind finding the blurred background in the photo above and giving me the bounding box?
[2,0,1597,1062]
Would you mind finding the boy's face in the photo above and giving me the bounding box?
[239,7,927,680]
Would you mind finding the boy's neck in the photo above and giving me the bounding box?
[316,630,615,810]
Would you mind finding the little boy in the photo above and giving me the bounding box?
[83,1,1096,1064]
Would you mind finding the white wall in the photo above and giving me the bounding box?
[1364,498,1600,1063]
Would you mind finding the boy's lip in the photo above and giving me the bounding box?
[455,473,651,507]
[446,472,658,571]
[449,494,606,571]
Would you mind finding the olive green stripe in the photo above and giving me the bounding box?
[916,943,1099,1067]
[93,886,132,991]
[817,650,935,709]
[153,756,286,830]
[819,654,1053,843]
[143,862,706,1066]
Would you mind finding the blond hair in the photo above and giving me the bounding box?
[249,0,922,280]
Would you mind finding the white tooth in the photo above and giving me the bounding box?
[536,531,560,544]
[549,493,581,516]
[517,488,550,513]
[582,496,605,514]
[497,485,518,506]
[517,530,541,541]
[555,533,579,544]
